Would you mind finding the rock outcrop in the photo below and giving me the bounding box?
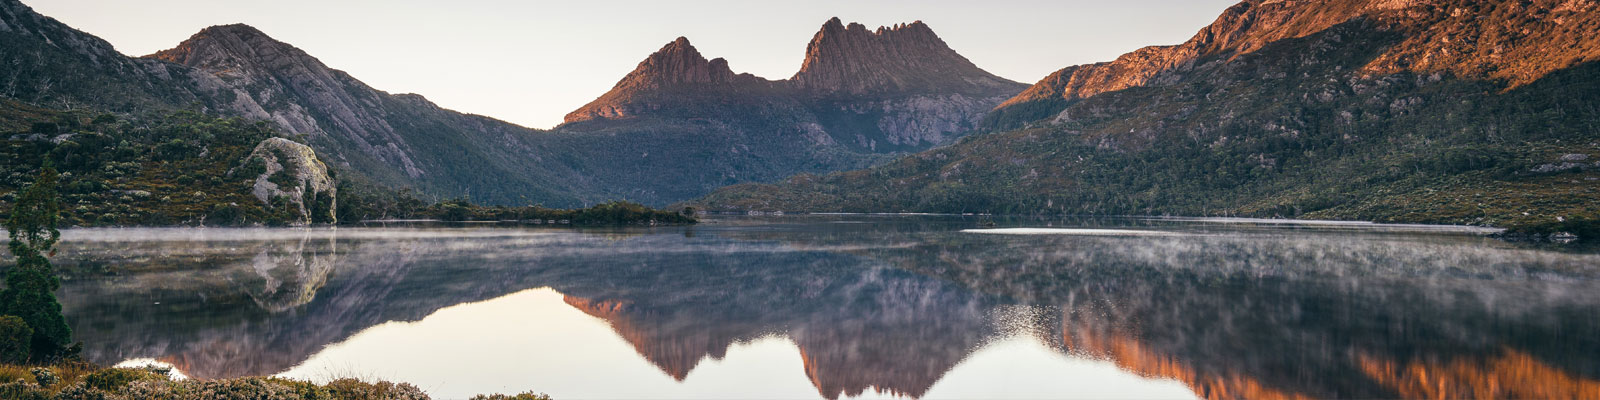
[601,37,751,91]
[791,18,1020,96]
[993,0,1600,123]
[565,37,768,122]
[238,138,336,225]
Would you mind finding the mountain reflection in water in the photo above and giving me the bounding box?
[52,216,1600,399]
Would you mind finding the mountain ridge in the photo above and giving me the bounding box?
[567,18,1025,127]
[693,0,1600,234]
[3,2,1027,207]
[146,23,428,178]
[988,0,1600,128]
[562,17,1027,157]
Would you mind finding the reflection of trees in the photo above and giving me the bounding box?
[49,219,1600,399]
[731,224,1600,399]
[56,227,1002,395]
[57,229,422,379]
[1048,272,1600,399]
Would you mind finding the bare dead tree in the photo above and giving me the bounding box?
[32,76,52,103]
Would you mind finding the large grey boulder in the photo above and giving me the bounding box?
[236,138,337,225]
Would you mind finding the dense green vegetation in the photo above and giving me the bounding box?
[338,182,698,226]
[0,104,287,226]
[1,168,74,363]
[694,20,1600,237]
[0,102,694,227]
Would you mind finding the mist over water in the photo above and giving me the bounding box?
[53,216,1600,399]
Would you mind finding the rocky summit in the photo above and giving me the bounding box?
[565,37,768,122]
[791,18,1019,96]
[564,18,1026,154]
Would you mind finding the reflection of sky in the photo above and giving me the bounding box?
[276,288,1196,400]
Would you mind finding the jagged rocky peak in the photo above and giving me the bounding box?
[619,36,743,89]
[790,17,1023,96]
[147,23,311,71]
[565,36,763,123]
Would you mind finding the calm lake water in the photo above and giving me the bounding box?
[48,215,1600,399]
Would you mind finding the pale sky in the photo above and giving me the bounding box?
[25,0,1238,129]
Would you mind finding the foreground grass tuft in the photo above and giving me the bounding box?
[0,363,548,400]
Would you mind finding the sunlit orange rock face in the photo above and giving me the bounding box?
[1357,350,1600,399]
[1055,297,1600,400]
[997,0,1600,111]
[1061,324,1313,400]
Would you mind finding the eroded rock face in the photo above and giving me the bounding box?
[791,18,1020,97]
[995,0,1600,117]
[149,24,426,179]
[856,93,1015,148]
[239,138,336,225]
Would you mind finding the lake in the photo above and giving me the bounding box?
[48,215,1600,399]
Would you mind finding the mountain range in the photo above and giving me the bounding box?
[3,0,1599,232]
[0,0,1023,208]
[695,0,1600,233]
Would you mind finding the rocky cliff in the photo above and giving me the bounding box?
[791,18,1019,97]
[990,0,1600,127]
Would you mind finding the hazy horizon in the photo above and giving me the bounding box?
[26,0,1238,129]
